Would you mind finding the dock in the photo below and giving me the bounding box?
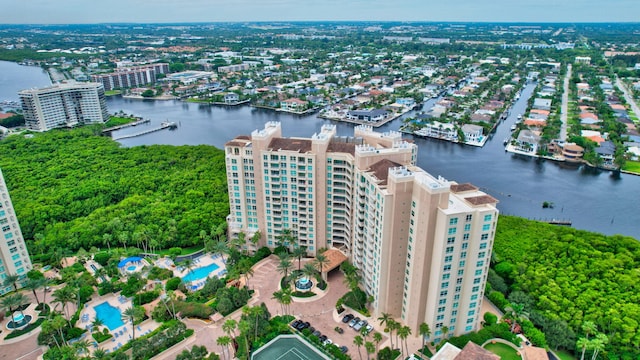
[112,121,177,140]
[102,118,150,133]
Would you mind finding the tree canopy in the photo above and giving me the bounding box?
[0,126,229,255]
[494,216,640,357]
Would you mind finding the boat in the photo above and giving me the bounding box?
[510,124,517,131]
[503,138,510,145]
[517,114,522,120]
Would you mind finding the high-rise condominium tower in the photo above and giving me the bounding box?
[0,168,33,295]
[19,81,109,131]
[225,122,498,339]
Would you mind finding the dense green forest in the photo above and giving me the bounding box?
[494,216,640,358]
[0,126,228,257]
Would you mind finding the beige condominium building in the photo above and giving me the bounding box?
[19,81,109,131]
[0,168,33,295]
[225,122,498,338]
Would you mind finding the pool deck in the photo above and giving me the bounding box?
[80,293,161,354]
[155,254,227,290]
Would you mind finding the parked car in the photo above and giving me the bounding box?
[340,345,349,353]
[319,335,328,343]
[312,330,321,337]
[334,326,344,334]
[353,319,367,331]
[348,317,360,328]
[308,326,315,334]
[342,313,354,323]
[365,324,373,333]
[291,320,301,329]
[323,338,333,346]
[297,321,310,331]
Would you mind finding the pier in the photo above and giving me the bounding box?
[102,118,150,133]
[112,121,177,140]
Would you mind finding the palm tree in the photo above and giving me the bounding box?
[277,253,293,284]
[354,335,364,360]
[24,277,45,306]
[73,339,91,357]
[398,325,411,358]
[373,331,383,352]
[199,229,209,249]
[505,303,529,333]
[122,306,145,340]
[590,333,608,360]
[378,313,393,348]
[419,322,431,355]
[217,335,231,360]
[302,262,318,280]
[3,273,20,292]
[1,292,28,326]
[41,278,51,308]
[53,285,76,322]
[223,318,238,340]
[280,287,293,315]
[92,348,107,359]
[272,290,286,315]
[91,317,104,333]
[314,253,330,282]
[292,246,307,272]
[365,341,375,360]
[577,338,590,360]
[238,319,251,357]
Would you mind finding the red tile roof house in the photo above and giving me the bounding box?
[280,98,308,112]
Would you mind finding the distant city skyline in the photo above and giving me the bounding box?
[3,0,640,24]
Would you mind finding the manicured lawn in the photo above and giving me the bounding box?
[155,245,204,256]
[483,342,522,360]
[555,349,577,360]
[105,90,122,96]
[622,161,640,174]
[104,116,137,127]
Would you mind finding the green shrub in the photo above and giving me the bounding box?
[94,252,111,266]
[166,277,181,291]
[483,312,498,326]
[134,290,160,306]
[92,331,113,343]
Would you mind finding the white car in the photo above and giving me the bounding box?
[323,338,333,346]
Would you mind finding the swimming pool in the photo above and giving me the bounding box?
[182,262,220,283]
[127,265,137,272]
[93,302,125,330]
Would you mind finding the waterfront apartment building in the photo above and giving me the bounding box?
[19,81,109,131]
[91,63,169,91]
[0,168,33,295]
[224,122,498,339]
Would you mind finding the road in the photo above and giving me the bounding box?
[615,76,640,122]
[560,63,571,141]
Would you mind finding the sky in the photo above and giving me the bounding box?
[2,0,640,24]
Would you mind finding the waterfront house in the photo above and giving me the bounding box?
[533,98,552,110]
[461,124,484,143]
[395,97,416,109]
[346,109,388,122]
[280,98,308,112]
[595,141,616,167]
[414,121,458,141]
[224,93,240,104]
[561,142,585,162]
[514,129,540,153]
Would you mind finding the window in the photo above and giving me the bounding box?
[461,243,468,250]
[446,246,454,254]
[472,286,480,292]
[448,228,457,235]
[447,237,455,244]
[441,282,449,289]
[465,214,472,221]
[438,307,445,313]
[482,224,491,231]
[464,224,471,231]
[484,214,492,222]
[476,260,484,267]
[468,310,475,316]
[449,218,458,225]
[444,256,453,263]
[481,234,489,240]
[479,242,487,249]
[463,233,470,240]
[442,274,450,280]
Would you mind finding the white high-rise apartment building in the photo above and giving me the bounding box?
[225,122,498,338]
[19,81,109,131]
[0,168,33,295]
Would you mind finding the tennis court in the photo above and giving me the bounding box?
[252,335,330,360]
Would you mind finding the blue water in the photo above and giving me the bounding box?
[182,262,220,283]
[94,302,125,330]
